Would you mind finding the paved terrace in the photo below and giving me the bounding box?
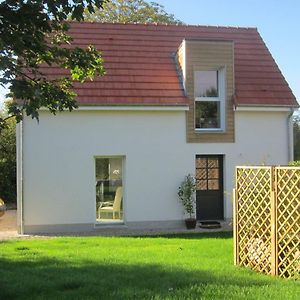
[0,210,232,240]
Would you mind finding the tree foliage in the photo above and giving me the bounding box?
[0,106,16,204]
[0,0,107,132]
[83,0,183,24]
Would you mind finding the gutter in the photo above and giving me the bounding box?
[234,105,297,112]
[40,105,189,112]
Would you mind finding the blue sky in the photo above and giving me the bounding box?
[1,0,299,109]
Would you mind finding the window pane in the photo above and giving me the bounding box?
[208,168,219,179]
[195,71,218,97]
[196,180,207,190]
[208,158,219,168]
[195,101,220,129]
[196,157,207,168]
[196,168,207,180]
[208,180,219,190]
[96,157,123,221]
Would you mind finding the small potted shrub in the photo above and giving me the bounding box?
[178,174,197,229]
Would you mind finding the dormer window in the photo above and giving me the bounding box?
[194,69,225,131]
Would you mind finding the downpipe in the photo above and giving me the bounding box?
[17,119,24,234]
[287,108,295,162]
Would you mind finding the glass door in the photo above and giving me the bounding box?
[95,157,123,222]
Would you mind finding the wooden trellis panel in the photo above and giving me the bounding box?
[275,167,300,278]
[234,166,300,278]
[234,167,273,275]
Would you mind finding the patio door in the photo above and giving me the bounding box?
[195,155,224,220]
[95,157,123,222]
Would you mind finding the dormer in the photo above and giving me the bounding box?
[177,39,235,143]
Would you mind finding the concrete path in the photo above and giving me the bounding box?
[0,210,232,240]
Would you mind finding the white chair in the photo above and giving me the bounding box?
[98,187,123,219]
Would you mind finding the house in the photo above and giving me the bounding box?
[16,22,298,234]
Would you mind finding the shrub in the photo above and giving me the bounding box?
[177,174,196,219]
[0,114,16,204]
[288,161,300,166]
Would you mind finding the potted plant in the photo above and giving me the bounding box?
[178,174,197,229]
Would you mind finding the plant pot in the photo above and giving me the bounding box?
[185,218,197,229]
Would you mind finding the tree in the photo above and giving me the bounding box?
[0,105,16,204]
[83,0,183,24]
[0,0,106,132]
[293,115,300,160]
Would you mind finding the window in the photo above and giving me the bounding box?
[194,69,225,130]
[196,156,220,190]
[95,157,123,222]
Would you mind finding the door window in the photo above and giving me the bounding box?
[196,157,220,191]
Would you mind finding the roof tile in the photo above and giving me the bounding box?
[41,22,298,107]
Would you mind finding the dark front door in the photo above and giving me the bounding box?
[195,155,224,220]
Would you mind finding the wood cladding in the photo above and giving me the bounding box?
[178,40,235,143]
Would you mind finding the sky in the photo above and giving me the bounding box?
[1,0,299,109]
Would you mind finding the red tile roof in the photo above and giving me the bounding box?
[41,22,298,107]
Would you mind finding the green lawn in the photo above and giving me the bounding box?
[0,232,299,299]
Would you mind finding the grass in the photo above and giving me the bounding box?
[0,232,299,299]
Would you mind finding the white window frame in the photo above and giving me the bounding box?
[194,68,226,132]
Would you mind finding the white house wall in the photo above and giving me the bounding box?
[20,109,290,233]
